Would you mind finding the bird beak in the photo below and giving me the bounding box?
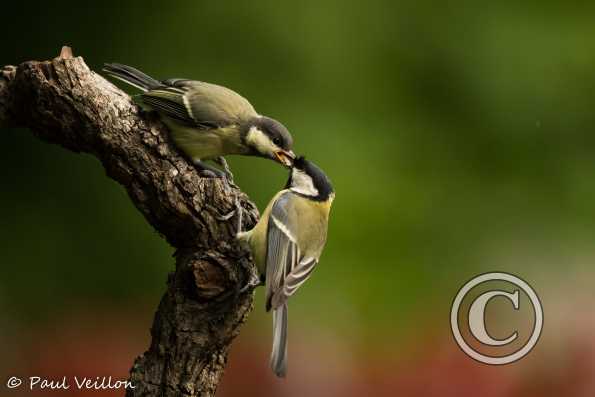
[275,150,295,167]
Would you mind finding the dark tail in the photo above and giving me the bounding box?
[270,303,288,377]
[103,63,161,92]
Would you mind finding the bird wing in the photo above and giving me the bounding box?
[265,192,318,311]
[142,79,257,129]
[141,86,204,127]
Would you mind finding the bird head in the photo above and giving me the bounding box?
[287,156,334,201]
[244,116,295,167]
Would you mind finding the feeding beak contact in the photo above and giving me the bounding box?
[275,150,295,167]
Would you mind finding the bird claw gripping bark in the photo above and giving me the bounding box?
[208,179,243,234]
[214,157,239,189]
[239,271,264,294]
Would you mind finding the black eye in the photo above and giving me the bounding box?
[273,137,281,145]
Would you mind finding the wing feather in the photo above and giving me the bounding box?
[170,80,257,124]
[141,81,241,129]
[265,193,318,311]
[283,258,317,296]
[141,89,197,126]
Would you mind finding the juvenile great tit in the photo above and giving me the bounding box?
[103,63,295,179]
[237,157,335,377]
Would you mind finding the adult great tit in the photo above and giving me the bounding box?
[237,157,335,377]
[103,63,295,179]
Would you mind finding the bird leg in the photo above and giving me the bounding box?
[193,158,243,229]
[192,159,227,179]
[214,157,236,186]
[239,272,265,294]
[220,189,244,234]
[204,184,242,223]
[205,203,236,221]
[234,195,243,234]
[212,157,243,233]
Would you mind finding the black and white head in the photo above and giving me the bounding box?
[244,116,295,167]
[286,157,334,201]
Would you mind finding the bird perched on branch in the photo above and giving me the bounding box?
[237,157,335,377]
[103,63,295,181]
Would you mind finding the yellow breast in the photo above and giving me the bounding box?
[164,119,246,160]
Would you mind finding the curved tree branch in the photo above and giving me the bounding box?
[0,47,259,397]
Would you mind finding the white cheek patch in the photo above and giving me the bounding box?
[290,169,319,197]
[246,126,277,155]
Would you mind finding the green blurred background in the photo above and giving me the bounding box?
[2,2,595,396]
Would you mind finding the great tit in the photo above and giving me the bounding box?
[103,63,295,179]
[237,157,335,377]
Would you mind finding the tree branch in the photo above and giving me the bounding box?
[0,47,259,397]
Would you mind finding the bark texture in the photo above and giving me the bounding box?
[0,47,259,397]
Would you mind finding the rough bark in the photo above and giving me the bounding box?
[0,47,259,397]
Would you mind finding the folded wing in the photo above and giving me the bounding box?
[265,193,318,311]
[142,79,256,129]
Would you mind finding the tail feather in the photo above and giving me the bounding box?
[103,63,162,92]
[270,303,288,377]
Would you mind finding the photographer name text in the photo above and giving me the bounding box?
[6,376,135,390]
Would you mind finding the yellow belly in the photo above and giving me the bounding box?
[164,119,245,161]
